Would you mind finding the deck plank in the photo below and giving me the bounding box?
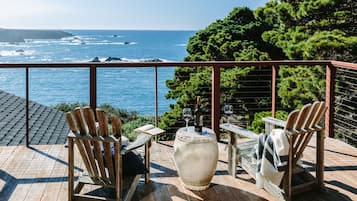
[0,137,355,201]
[10,145,55,201]
[39,145,67,201]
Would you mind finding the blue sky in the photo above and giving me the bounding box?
[0,0,268,30]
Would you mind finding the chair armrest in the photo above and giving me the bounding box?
[220,124,258,139]
[262,117,286,128]
[120,134,151,155]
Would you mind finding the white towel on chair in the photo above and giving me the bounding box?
[255,129,289,188]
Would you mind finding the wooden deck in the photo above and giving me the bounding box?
[0,137,356,201]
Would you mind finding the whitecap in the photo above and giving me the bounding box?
[85,42,133,45]
[40,58,53,62]
[176,43,187,47]
[0,50,35,57]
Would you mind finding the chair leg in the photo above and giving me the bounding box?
[228,131,237,177]
[74,182,84,194]
[316,130,325,188]
[145,141,151,183]
[68,138,74,201]
[283,137,293,201]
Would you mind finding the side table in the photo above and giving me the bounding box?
[173,127,218,191]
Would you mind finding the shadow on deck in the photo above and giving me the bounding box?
[0,137,356,201]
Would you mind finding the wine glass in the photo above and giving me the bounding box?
[224,104,233,126]
[182,108,192,131]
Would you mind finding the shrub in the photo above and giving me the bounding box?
[248,110,288,134]
[122,116,155,141]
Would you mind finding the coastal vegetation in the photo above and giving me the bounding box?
[160,0,357,135]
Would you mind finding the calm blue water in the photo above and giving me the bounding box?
[0,30,196,114]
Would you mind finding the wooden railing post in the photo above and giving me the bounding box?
[26,66,30,147]
[154,66,159,142]
[154,66,159,127]
[212,65,220,140]
[325,64,336,138]
[272,65,278,118]
[90,65,97,110]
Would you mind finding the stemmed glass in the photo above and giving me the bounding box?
[224,104,233,126]
[182,108,192,132]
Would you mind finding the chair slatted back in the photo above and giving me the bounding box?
[66,107,122,185]
[288,104,311,161]
[293,102,326,165]
[283,101,326,167]
[292,103,315,157]
[284,110,299,133]
[83,107,107,180]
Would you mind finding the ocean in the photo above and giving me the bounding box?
[0,30,196,115]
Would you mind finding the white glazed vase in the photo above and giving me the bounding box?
[173,127,218,191]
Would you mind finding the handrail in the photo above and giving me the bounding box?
[0,60,332,68]
[0,60,356,146]
[330,61,357,70]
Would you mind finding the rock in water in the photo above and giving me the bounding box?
[105,57,122,62]
[145,58,163,62]
[91,57,101,62]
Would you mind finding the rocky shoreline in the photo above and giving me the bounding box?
[0,28,72,42]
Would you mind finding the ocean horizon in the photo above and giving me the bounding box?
[0,30,196,115]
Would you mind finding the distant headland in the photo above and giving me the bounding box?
[0,28,73,42]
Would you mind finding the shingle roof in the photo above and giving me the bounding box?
[0,90,69,146]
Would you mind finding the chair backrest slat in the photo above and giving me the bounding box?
[73,108,100,178]
[83,107,108,180]
[293,102,321,155]
[311,102,326,129]
[83,106,97,136]
[293,102,327,165]
[290,104,312,158]
[304,101,321,130]
[96,109,116,183]
[112,116,122,138]
[284,110,299,132]
[66,113,94,177]
[294,104,312,132]
[111,116,123,189]
[66,113,79,133]
[73,108,88,135]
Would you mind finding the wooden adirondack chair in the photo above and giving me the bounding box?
[222,101,327,201]
[66,107,152,201]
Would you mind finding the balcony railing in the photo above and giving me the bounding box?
[0,60,356,146]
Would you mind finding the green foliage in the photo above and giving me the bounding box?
[260,0,357,62]
[160,7,285,131]
[97,104,139,124]
[258,0,357,109]
[248,110,289,133]
[122,116,155,141]
[278,65,325,109]
[54,102,88,112]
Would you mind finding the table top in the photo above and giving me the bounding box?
[176,126,217,143]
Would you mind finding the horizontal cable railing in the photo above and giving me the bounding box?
[335,68,357,146]
[0,60,356,146]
